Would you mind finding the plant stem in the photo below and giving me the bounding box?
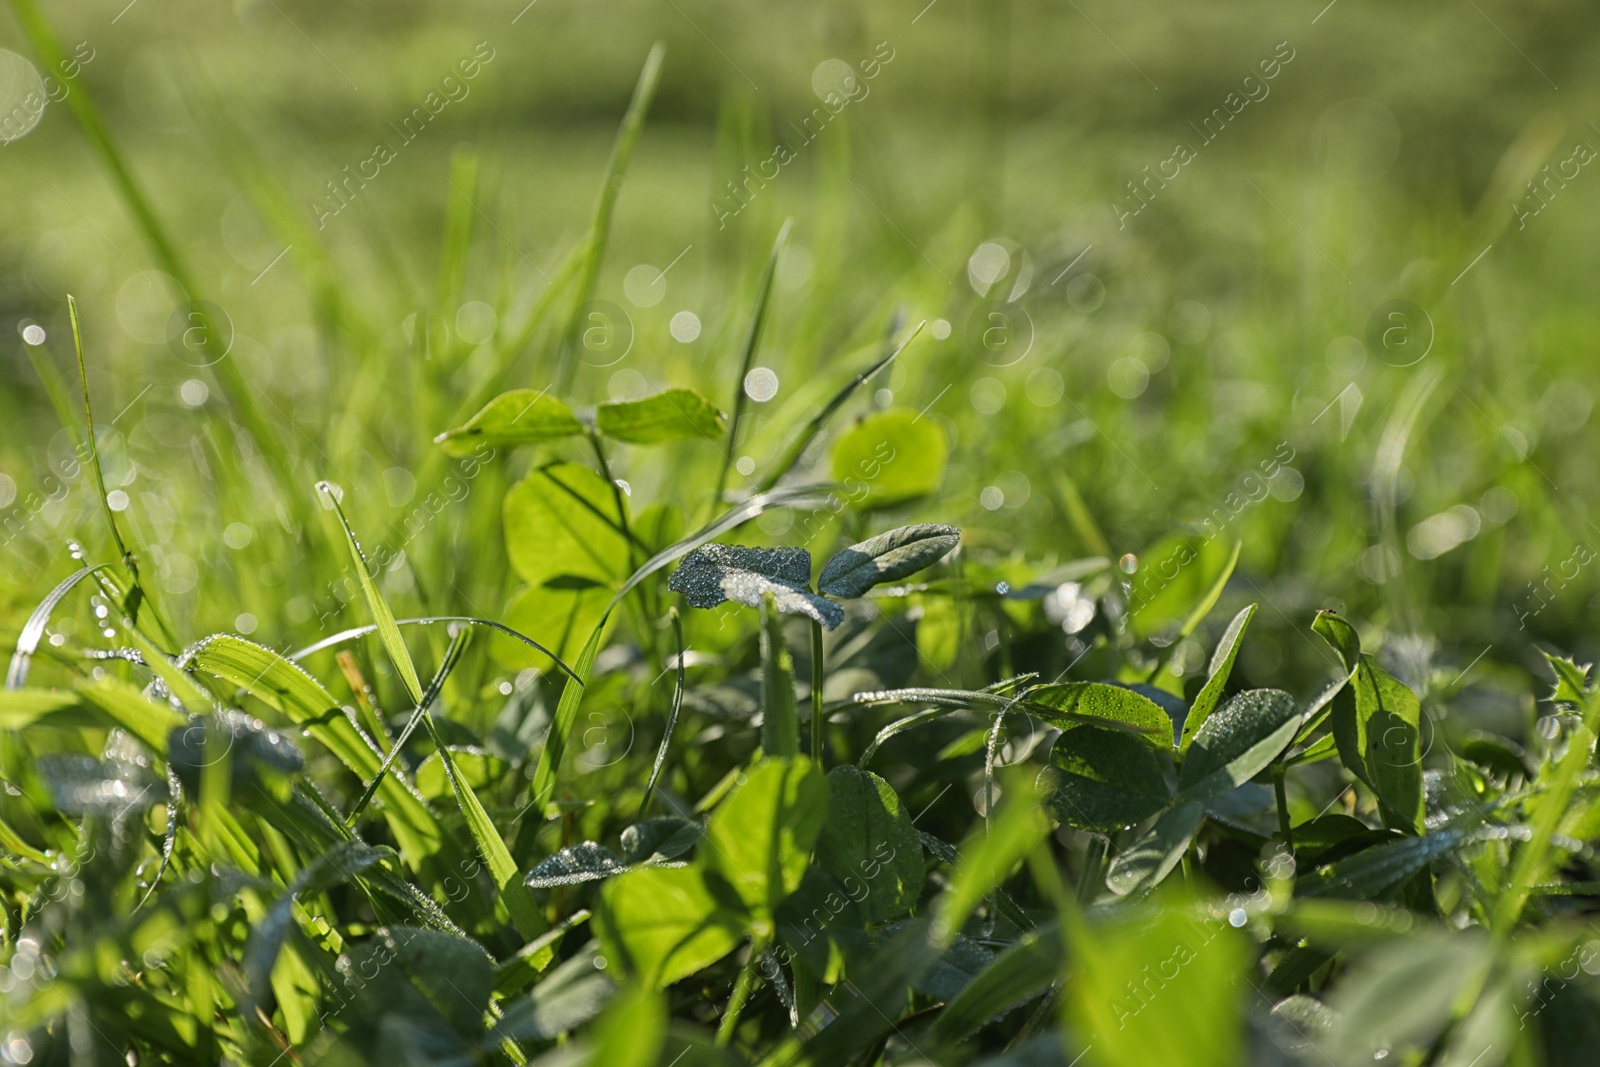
[1273,764,1294,850]
[810,619,826,766]
[716,935,770,1046]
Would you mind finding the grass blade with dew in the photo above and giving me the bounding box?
[6,564,106,688]
[639,608,686,817]
[714,219,792,503]
[553,42,665,395]
[316,482,545,937]
[755,320,925,493]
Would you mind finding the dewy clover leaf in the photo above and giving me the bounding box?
[668,524,961,630]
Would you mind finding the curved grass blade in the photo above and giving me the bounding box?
[7,564,106,688]
[286,614,579,681]
[755,321,925,494]
[180,634,443,866]
[316,484,543,938]
[553,42,666,394]
[716,219,792,502]
[639,609,686,817]
[317,483,425,703]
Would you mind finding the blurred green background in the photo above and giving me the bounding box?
[2,0,1599,700]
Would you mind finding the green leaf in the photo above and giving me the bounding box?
[433,388,584,455]
[586,983,667,1067]
[1023,681,1172,743]
[0,688,97,731]
[496,943,615,1041]
[72,676,186,751]
[1312,609,1362,674]
[934,774,1050,947]
[1177,689,1301,799]
[37,753,157,817]
[1041,724,1173,833]
[1105,799,1205,896]
[1542,651,1593,706]
[1321,931,1492,1066]
[167,709,304,798]
[620,817,702,864]
[525,843,630,889]
[504,462,631,590]
[1297,813,1485,899]
[597,387,728,444]
[335,926,496,1046]
[596,866,743,990]
[669,543,843,630]
[1179,603,1257,750]
[817,523,961,598]
[814,766,925,923]
[702,757,828,921]
[761,596,801,757]
[1333,656,1426,835]
[1064,896,1250,1067]
[830,407,948,508]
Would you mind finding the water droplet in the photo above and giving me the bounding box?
[1119,554,1138,574]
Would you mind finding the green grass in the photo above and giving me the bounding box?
[3,0,1600,1064]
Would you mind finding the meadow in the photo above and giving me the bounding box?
[2,0,1600,1063]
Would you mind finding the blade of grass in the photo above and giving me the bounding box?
[553,42,666,394]
[715,219,792,503]
[316,483,544,938]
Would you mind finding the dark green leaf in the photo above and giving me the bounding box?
[669,543,843,629]
[37,753,158,817]
[1297,814,1485,899]
[814,766,925,923]
[703,757,828,919]
[1023,681,1172,744]
[620,817,702,865]
[817,523,961,598]
[525,842,629,889]
[597,387,727,444]
[1177,689,1300,799]
[1040,726,1173,833]
[495,943,616,1040]
[434,388,584,454]
[1333,656,1426,834]
[932,923,1063,1044]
